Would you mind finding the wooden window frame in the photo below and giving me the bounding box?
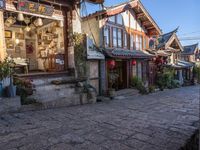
[103,25,110,47]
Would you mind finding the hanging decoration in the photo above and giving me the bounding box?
[108,60,116,69]
[58,4,64,27]
[131,59,136,65]
[17,12,24,21]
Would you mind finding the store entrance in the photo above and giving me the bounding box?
[4,11,65,74]
[116,61,127,90]
[108,60,128,90]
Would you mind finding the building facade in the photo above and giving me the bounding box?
[82,0,162,95]
[0,0,83,74]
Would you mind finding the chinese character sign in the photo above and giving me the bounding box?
[17,0,54,16]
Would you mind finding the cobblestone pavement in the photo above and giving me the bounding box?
[0,86,199,150]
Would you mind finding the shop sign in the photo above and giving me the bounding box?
[0,0,5,10]
[17,0,54,16]
[86,37,105,60]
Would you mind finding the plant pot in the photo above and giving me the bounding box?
[108,89,115,99]
[0,82,2,96]
[6,85,16,97]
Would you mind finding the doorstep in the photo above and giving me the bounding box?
[0,96,21,115]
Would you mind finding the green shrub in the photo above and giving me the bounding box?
[149,85,155,93]
[131,77,148,94]
[171,80,180,88]
[156,68,176,90]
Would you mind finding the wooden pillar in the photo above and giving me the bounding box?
[0,11,6,61]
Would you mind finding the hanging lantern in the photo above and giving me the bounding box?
[131,60,136,65]
[58,4,64,27]
[152,57,156,61]
[36,18,43,26]
[108,60,116,69]
[17,13,24,21]
[24,26,31,32]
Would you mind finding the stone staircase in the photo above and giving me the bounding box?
[16,72,84,109]
[115,88,140,99]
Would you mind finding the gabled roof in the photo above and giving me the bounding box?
[157,28,178,49]
[182,43,199,55]
[157,28,183,51]
[82,0,162,35]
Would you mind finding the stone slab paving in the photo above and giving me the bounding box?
[0,86,199,150]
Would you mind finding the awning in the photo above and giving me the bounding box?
[146,49,170,57]
[165,60,194,69]
[177,60,194,68]
[103,49,153,59]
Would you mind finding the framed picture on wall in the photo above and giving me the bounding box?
[15,32,24,40]
[5,30,12,38]
[26,39,35,54]
[6,39,14,50]
[15,46,21,53]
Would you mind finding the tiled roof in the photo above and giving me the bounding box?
[103,49,153,59]
[182,43,198,55]
[166,60,194,69]
[157,28,178,49]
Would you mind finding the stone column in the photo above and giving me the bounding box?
[178,70,183,85]
[0,11,6,61]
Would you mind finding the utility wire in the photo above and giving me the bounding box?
[178,30,200,36]
[82,0,98,46]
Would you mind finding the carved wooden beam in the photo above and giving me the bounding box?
[147,26,155,30]
[142,20,151,26]
[136,12,145,19]
[85,0,104,4]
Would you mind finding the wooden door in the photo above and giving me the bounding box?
[149,62,156,85]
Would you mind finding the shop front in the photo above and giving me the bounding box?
[1,0,71,75]
[103,49,153,93]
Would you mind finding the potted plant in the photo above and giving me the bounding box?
[108,70,119,99]
[2,57,16,97]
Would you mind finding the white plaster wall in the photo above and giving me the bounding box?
[0,11,7,61]
[129,9,136,30]
[72,8,82,33]
[82,18,100,46]
[121,11,129,28]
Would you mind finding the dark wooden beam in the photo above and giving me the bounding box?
[85,0,104,4]
[136,12,145,19]
[142,20,151,26]
[146,26,155,30]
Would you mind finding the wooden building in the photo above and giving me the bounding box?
[155,28,194,84]
[0,0,83,74]
[182,43,199,63]
[82,0,162,95]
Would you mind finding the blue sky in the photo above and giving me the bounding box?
[84,0,199,46]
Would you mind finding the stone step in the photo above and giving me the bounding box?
[32,77,75,86]
[31,84,76,102]
[41,94,81,109]
[115,88,139,97]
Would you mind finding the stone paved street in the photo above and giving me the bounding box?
[0,86,199,150]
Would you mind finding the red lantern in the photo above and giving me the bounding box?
[131,60,136,65]
[108,60,116,69]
